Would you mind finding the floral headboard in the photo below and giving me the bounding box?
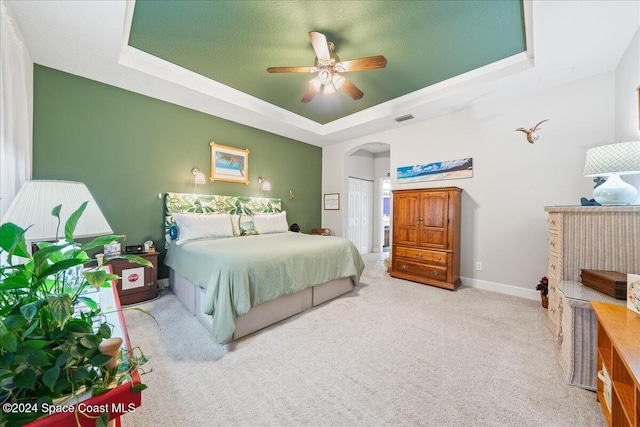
[164,192,281,247]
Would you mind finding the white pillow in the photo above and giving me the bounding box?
[253,211,288,234]
[172,213,233,243]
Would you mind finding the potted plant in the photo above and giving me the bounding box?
[536,276,549,308]
[0,202,153,426]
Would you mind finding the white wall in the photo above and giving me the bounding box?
[614,27,640,202]
[323,72,615,298]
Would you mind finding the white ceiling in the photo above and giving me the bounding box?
[6,1,640,149]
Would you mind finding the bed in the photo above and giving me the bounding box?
[163,192,365,343]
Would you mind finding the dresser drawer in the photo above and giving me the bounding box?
[548,213,560,232]
[394,260,448,281]
[548,232,561,254]
[548,252,561,279]
[395,246,447,266]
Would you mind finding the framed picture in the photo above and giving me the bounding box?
[397,157,473,184]
[210,142,250,185]
[324,193,340,210]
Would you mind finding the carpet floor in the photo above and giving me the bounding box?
[123,253,605,426]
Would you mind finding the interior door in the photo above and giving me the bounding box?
[393,191,420,246]
[348,177,374,254]
[419,191,449,249]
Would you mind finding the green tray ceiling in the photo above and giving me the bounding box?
[129,1,525,125]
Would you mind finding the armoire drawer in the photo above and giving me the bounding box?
[394,260,448,281]
[394,246,448,266]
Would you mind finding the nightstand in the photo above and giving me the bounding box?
[109,251,159,305]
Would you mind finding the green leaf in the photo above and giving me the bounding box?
[72,366,90,381]
[82,234,124,251]
[3,314,27,330]
[20,302,38,320]
[38,258,85,281]
[131,383,148,394]
[55,352,70,367]
[79,334,100,349]
[77,296,98,311]
[42,366,60,391]
[51,204,62,218]
[13,368,37,390]
[96,412,110,427]
[83,269,108,288]
[16,339,52,355]
[98,322,112,339]
[0,222,31,259]
[90,353,113,368]
[27,349,50,367]
[46,294,74,327]
[0,352,15,370]
[0,273,30,290]
[20,318,40,340]
[0,330,17,352]
[64,201,88,242]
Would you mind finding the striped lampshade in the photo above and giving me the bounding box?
[1,180,113,242]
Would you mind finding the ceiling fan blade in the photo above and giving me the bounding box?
[267,66,315,73]
[341,77,364,100]
[339,55,388,72]
[301,85,317,103]
[309,31,331,61]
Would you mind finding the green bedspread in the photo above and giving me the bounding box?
[165,232,365,343]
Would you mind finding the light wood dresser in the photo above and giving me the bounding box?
[391,187,461,290]
[544,206,640,389]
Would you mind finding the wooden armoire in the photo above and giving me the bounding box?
[390,187,462,290]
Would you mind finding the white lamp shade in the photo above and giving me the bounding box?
[194,171,206,184]
[584,141,640,177]
[1,180,113,241]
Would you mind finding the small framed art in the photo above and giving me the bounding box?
[627,273,640,314]
[324,193,340,210]
[210,142,250,185]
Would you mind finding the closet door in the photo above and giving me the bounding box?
[348,178,362,251]
[348,177,374,254]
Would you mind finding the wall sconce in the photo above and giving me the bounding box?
[192,168,206,184]
[257,177,271,192]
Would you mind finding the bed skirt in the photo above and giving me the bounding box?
[169,269,354,342]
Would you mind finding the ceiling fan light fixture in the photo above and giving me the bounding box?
[322,83,336,94]
[317,69,333,85]
[310,77,321,91]
[332,74,345,90]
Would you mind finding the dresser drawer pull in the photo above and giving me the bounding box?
[415,253,422,258]
[550,241,556,248]
[550,219,556,226]
[550,264,556,270]
[432,270,439,277]
[401,264,407,270]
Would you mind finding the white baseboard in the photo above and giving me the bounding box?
[158,278,169,289]
[460,276,539,301]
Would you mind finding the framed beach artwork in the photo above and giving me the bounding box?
[210,142,250,185]
[397,157,473,184]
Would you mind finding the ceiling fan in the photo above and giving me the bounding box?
[267,31,387,103]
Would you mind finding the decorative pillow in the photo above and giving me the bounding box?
[230,214,257,236]
[172,213,233,243]
[253,211,289,234]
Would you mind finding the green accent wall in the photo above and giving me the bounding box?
[32,65,321,278]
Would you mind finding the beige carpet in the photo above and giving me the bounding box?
[122,253,604,426]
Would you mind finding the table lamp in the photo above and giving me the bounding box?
[1,180,113,247]
[583,141,640,205]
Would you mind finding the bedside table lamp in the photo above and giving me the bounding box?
[583,141,640,205]
[1,180,113,250]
